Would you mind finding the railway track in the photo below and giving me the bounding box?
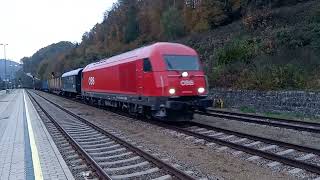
[159,121,320,176]
[27,90,195,180]
[31,90,320,177]
[196,109,320,134]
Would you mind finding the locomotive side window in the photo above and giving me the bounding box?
[164,55,200,71]
[143,58,152,72]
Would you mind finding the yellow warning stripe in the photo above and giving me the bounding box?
[23,90,44,180]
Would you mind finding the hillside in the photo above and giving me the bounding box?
[21,0,320,90]
[21,41,75,79]
[0,60,21,80]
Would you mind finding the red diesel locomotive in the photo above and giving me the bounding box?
[81,42,212,120]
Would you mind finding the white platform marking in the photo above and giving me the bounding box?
[24,91,44,180]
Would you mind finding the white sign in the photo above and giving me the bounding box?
[180,80,194,86]
[88,77,95,86]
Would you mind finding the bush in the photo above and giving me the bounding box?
[215,37,259,65]
[307,23,320,50]
[243,8,272,31]
[276,27,312,49]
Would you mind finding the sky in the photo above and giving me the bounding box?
[0,0,118,63]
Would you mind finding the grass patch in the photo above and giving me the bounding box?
[239,106,256,114]
[263,111,320,123]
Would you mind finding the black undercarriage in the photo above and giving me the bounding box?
[81,91,213,121]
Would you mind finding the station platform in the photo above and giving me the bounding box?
[0,89,74,180]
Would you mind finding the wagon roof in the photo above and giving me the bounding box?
[62,68,83,77]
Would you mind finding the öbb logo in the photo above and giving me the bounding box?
[180,80,194,86]
[88,77,95,86]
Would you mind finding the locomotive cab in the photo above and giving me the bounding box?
[140,43,213,120]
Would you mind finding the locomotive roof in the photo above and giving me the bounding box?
[83,42,197,71]
[62,68,83,77]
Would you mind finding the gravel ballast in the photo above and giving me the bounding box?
[35,91,300,180]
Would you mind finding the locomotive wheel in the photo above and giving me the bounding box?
[144,107,153,120]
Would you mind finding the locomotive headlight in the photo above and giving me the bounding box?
[198,87,205,94]
[169,88,176,95]
[182,72,188,77]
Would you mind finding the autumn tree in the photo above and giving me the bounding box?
[161,7,185,39]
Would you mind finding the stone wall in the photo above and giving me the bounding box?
[210,89,320,117]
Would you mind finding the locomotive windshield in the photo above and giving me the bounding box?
[164,55,200,71]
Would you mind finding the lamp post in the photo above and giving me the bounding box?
[0,43,8,92]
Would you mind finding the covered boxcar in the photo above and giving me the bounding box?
[48,77,62,94]
[61,68,83,96]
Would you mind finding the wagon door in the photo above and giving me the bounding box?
[136,60,143,96]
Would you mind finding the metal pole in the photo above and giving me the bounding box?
[0,44,8,92]
[4,44,7,91]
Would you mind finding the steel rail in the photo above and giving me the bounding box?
[29,90,195,180]
[187,121,320,155]
[27,91,111,180]
[159,122,320,175]
[197,110,320,134]
[208,109,320,127]
[31,90,320,175]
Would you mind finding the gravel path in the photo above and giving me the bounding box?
[36,91,295,180]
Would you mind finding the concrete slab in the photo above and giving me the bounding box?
[0,89,74,180]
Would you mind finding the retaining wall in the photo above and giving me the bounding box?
[210,89,320,117]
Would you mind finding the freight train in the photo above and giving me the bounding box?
[38,42,213,121]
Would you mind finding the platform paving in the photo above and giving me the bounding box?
[0,89,74,180]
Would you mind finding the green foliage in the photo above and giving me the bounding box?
[275,27,311,49]
[216,37,259,65]
[21,41,75,78]
[308,23,320,50]
[161,7,185,39]
[240,106,256,113]
[124,4,139,43]
[311,8,320,23]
